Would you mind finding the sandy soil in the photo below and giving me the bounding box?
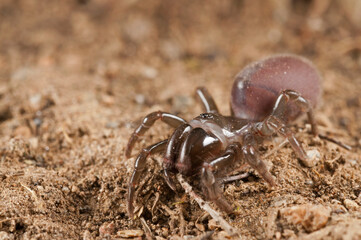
[0,1,360,239]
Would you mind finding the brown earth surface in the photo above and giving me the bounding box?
[0,1,361,239]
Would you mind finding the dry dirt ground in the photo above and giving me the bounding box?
[0,1,361,239]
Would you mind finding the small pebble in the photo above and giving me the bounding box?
[302,149,321,167]
[29,94,42,109]
[82,230,93,240]
[195,222,205,232]
[62,186,70,194]
[134,94,146,105]
[208,219,221,230]
[71,185,80,194]
[282,229,296,238]
[141,66,158,79]
[0,231,14,240]
[344,199,359,211]
[161,228,169,238]
[275,231,281,240]
[99,222,115,236]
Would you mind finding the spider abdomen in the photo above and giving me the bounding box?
[231,54,322,122]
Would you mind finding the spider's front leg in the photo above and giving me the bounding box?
[200,143,242,213]
[163,123,193,191]
[127,140,168,218]
[125,111,187,158]
[255,89,317,164]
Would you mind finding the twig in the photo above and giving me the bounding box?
[318,134,352,150]
[176,174,241,239]
[221,173,250,184]
[140,217,153,240]
[151,192,160,216]
[175,202,186,236]
[20,182,46,212]
[161,203,176,232]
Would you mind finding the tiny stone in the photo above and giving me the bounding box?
[62,186,70,194]
[82,230,93,240]
[68,206,76,212]
[275,231,281,240]
[71,185,80,193]
[134,94,146,105]
[29,94,42,109]
[349,159,357,167]
[195,223,205,232]
[161,227,169,238]
[9,220,16,232]
[344,199,359,211]
[305,179,314,186]
[117,229,144,238]
[99,222,115,236]
[208,219,221,230]
[141,66,158,79]
[282,229,296,238]
[29,137,39,149]
[331,204,347,214]
[303,149,321,167]
[0,231,14,240]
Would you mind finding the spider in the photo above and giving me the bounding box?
[125,54,321,217]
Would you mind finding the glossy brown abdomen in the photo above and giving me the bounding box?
[231,54,322,122]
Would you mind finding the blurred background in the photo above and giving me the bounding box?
[1,0,360,128]
[1,0,360,122]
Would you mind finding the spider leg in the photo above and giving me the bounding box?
[242,134,277,187]
[257,115,311,165]
[125,111,187,158]
[201,143,242,213]
[196,87,219,113]
[127,139,168,218]
[163,124,193,191]
[254,90,318,164]
[271,89,318,135]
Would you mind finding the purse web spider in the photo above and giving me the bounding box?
[125,54,321,217]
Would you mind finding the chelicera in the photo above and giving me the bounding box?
[125,54,321,217]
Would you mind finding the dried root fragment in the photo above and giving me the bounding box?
[117,229,144,238]
[176,174,241,239]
